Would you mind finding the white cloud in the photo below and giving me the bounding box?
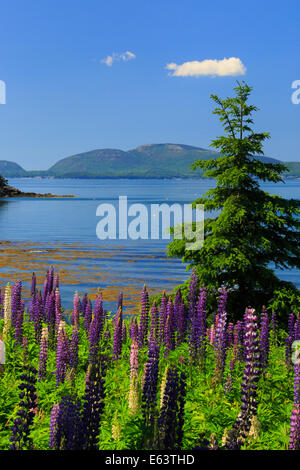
[166,57,246,77]
[101,51,136,67]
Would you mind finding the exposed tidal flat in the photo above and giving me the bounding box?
[0,177,299,313]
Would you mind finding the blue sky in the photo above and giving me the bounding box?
[0,0,299,169]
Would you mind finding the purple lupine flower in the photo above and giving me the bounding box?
[38,327,49,381]
[159,291,168,344]
[122,322,127,343]
[286,313,296,368]
[49,403,60,449]
[294,315,300,341]
[81,294,88,317]
[46,290,56,341]
[149,301,159,344]
[15,300,25,344]
[49,395,82,450]
[164,297,175,357]
[188,270,199,326]
[9,366,38,450]
[54,288,62,332]
[69,327,80,372]
[158,366,187,450]
[11,280,22,328]
[177,301,187,345]
[84,299,93,333]
[141,340,160,426]
[56,321,69,387]
[189,286,207,362]
[71,291,80,328]
[259,308,269,370]
[88,293,104,363]
[81,358,107,450]
[53,273,59,291]
[226,323,234,348]
[33,292,43,343]
[213,289,228,382]
[271,312,277,339]
[129,337,139,415]
[138,285,149,349]
[129,317,139,341]
[174,288,182,328]
[225,308,260,449]
[113,307,123,360]
[289,357,300,449]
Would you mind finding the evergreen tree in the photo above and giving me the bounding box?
[0,172,7,189]
[168,81,300,317]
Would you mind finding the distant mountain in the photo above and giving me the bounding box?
[0,143,298,178]
[0,161,27,177]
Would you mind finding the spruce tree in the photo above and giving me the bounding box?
[168,81,300,316]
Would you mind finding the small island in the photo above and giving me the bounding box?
[0,174,74,198]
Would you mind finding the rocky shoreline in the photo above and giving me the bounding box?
[0,183,74,198]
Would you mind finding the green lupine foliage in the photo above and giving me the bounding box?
[168,82,300,320]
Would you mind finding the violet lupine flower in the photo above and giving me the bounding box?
[71,291,80,328]
[122,322,127,343]
[189,286,207,362]
[177,301,187,345]
[213,290,228,382]
[174,288,182,328]
[11,280,22,329]
[38,327,49,381]
[289,359,300,449]
[286,313,296,368]
[81,358,107,450]
[294,315,300,341]
[81,294,88,317]
[69,327,80,372]
[225,308,260,449]
[164,297,175,357]
[84,299,93,333]
[113,307,123,360]
[149,301,159,344]
[46,290,56,341]
[10,366,38,450]
[188,270,199,327]
[158,366,186,450]
[88,293,104,363]
[141,340,160,427]
[33,293,43,343]
[53,273,59,291]
[129,337,139,415]
[259,308,269,370]
[54,288,62,332]
[271,312,277,339]
[31,273,36,297]
[56,321,69,387]
[226,323,234,348]
[49,395,82,450]
[129,317,139,341]
[15,300,25,344]
[159,291,168,344]
[49,403,60,449]
[138,285,149,349]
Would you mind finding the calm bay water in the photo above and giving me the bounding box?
[0,178,299,312]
